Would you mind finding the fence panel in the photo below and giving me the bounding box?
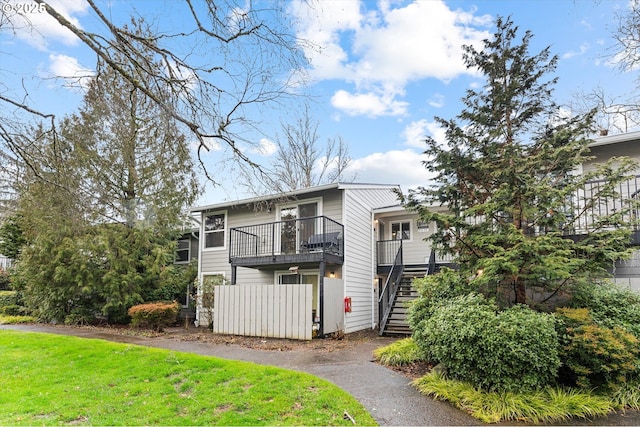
[213,284,312,340]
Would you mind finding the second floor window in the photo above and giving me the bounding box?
[175,237,190,263]
[391,221,411,241]
[205,212,226,249]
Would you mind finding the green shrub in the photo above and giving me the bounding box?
[128,301,179,332]
[64,308,97,326]
[0,290,18,307]
[0,304,27,316]
[0,268,10,290]
[0,315,37,324]
[143,261,197,304]
[555,307,639,390]
[415,293,560,393]
[408,268,474,359]
[569,281,640,339]
[373,338,423,366]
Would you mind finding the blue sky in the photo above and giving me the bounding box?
[1,0,637,205]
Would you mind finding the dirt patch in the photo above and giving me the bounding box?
[58,323,389,353]
[387,361,433,380]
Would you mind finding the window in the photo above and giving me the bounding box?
[175,237,190,263]
[391,221,411,240]
[204,211,226,249]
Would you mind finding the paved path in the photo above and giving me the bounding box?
[2,324,639,426]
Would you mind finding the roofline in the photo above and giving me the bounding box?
[589,130,640,148]
[190,182,400,212]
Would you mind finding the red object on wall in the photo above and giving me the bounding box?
[344,296,352,313]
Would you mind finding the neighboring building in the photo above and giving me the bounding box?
[584,131,640,291]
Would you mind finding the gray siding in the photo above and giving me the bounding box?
[199,189,345,286]
[584,140,640,174]
[342,187,399,333]
[379,212,433,265]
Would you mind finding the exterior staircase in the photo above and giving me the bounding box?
[380,265,427,336]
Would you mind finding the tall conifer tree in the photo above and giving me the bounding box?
[407,17,639,307]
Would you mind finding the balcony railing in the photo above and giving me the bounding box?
[564,175,640,234]
[229,215,344,264]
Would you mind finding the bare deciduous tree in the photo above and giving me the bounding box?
[0,0,309,187]
[244,106,355,195]
[568,1,640,135]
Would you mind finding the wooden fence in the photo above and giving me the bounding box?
[0,256,12,270]
[212,284,313,340]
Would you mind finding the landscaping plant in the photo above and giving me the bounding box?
[128,301,180,332]
[391,15,640,423]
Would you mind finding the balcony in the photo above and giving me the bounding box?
[229,215,344,268]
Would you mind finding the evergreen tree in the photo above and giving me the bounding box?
[406,17,639,307]
[13,21,200,323]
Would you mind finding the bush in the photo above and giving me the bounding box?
[0,304,27,316]
[0,268,10,290]
[555,307,639,390]
[415,293,560,393]
[0,290,18,307]
[373,338,423,366]
[128,301,179,332]
[143,261,197,304]
[569,281,640,339]
[408,268,473,359]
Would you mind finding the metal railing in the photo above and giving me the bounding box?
[229,215,344,261]
[376,239,403,265]
[563,175,640,234]
[378,240,403,335]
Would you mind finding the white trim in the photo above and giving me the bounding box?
[202,209,227,252]
[275,196,323,220]
[589,130,640,148]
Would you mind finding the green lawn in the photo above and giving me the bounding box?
[0,330,376,426]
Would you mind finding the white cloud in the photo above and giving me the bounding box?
[402,120,429,148]
[402,120,447,149]
[562,43,590,59]
[344,149,432,191]
[428,94,445,108]
[48,54,94,90]
[3,0,88,50]
[291,0,492,118]
[331,89,408,116]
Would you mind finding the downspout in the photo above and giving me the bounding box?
[319,260,326,338]
[371,209,376,330]
[195,211,204,327]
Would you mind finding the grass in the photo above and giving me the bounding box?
[413,371,614,424]
[373,337,422,366]
[0,330,377,426]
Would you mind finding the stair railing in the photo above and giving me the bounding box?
[427,248,436,275]
[378,241,404,335]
